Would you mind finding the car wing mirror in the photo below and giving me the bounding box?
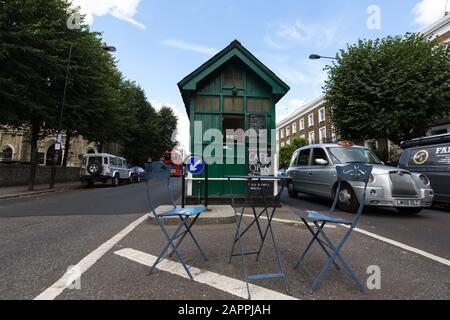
[315,159,328,166]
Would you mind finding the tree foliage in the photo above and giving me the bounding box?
[324,33,450,145]
[120,81,178,166]
[0,0,179,171]
[279,137,308,169]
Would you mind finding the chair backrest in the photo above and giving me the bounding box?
[145,161,176,215]
[336,163,372,183]
[330,163,373,225]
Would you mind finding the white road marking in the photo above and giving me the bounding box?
[250,212,449,267]
[243,214,336,229]
[34,214,148,300]
[340,225,450,267]
[115,248,297,300]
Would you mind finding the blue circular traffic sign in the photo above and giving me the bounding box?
[185,155,205,175]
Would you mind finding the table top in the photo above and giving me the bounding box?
[225,175,291,181]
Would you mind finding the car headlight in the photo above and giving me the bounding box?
[368,174,375,184]
[419,174,430,186]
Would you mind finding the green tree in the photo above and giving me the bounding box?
[120,81,162,165]
[157,106,178,157]
[0,0,127,186]
[324,33,450,146]
[279,137,308,169]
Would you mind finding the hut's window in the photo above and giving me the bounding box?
[195,95,220,112]
[223,67,243,88]
[223,97,244,113]
[247,98,270,113]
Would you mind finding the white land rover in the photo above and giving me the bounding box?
[80,153,133,187]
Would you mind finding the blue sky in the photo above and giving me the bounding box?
[73,0,448,150]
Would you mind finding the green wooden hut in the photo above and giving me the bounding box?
[178,40,290,198]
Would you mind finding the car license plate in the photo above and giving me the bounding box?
[395,199,422,207]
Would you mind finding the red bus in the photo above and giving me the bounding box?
[162,150,183,177]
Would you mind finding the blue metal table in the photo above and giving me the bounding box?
[225,175,290,299]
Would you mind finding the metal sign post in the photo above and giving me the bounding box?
[185,155,209,209]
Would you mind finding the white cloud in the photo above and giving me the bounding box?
[413,0,448,27]
[71,0,145,30]
[277,99,306,122]
[162,39,218,56]
[269,19,341,49]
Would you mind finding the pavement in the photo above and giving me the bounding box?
[0,179,449,300]
[0,181,81,200]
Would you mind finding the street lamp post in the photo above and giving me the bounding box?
[309,54,337,60]
[49,43,116,189]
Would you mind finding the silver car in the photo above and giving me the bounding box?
[286,143,434,215]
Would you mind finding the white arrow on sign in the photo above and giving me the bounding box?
[190,159,203,171]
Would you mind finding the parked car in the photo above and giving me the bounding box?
[399,133,450,205]
[286,142,434,214]
[130,166,145,183]
[80,153,133,187]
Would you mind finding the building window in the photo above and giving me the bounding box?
[247,98,270,113]
[308,131,315,144]
[319,107,326,122]
[281,142,285,148]
[365,139,378,151]
[308,114,314,127]
[223,97,244,113]
[286,126,291,137]
[300,119,305,131]
[223,66,244,88]
[287,139,291,145]
[292,122,297,134]
[319,127,327,143]
[196,95,220,112]
[280,129,285,139]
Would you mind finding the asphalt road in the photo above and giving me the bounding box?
[1,180,449,300]
[0,179,181,300]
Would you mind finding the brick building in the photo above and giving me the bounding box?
[277,95,333,150]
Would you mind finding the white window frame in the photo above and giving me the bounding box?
[281,142,285,148]
[308,131,315,144]
[292,122,297,134]
[319,107,326,122]
[319,127,326,144]
[286,126,291,136]
[280,129,284,139]
[287,139,291,145]
[300,119,305,131]
[308,114,314,127]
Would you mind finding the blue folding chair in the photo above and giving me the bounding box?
[294,163,373,293]
[145,161,207,280]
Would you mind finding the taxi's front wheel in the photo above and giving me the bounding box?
[337,184,359,213]
[288,182,297,198]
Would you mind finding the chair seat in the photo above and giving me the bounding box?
[298,209,351,225]
[158,206,206,217]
